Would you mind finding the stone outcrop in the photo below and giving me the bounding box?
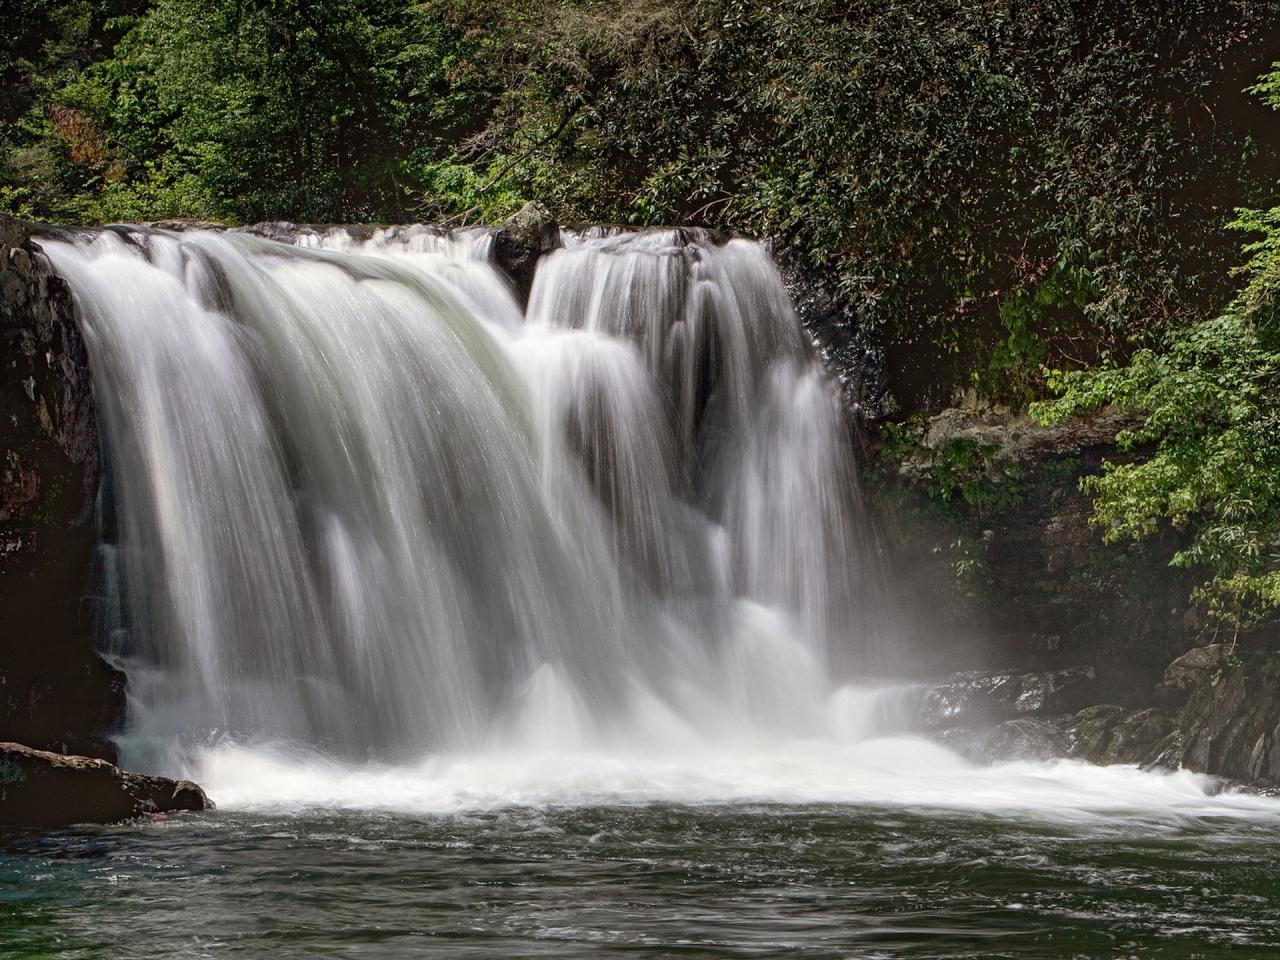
[493,202,560,305]
[917,666,1098,729]
[901,407,1143,479]
[940,717,1071,763]
[1171,649,1280,784]
[770,239,892,420]
[916,667,1180,767]
[0,742,210,828]
[1159,644,1230,701]
[1,215,123,761]
[915,649,1280,784]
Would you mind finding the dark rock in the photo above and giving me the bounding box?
[1048,704,1176,766]
[1053,704,1126,763]
[918,666,1098,730]
[941,717,1070,763]
[1159,644,1229,703]
[1177,655,1280,784]
[0,741,211,828]
[493,202,560,305]
[1099,707,1176,765]
[1,215,121,761]
[1142,729,1185,772]
[769,237,892,420]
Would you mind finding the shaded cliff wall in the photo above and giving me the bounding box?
[0,216,122,761]
[867,408,1206,691]
[864,405,1280,785]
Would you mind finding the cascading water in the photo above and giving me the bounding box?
[40,224,894,775]
[36,224,1269,820]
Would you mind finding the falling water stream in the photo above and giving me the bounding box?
[8,224,1279,959]
[41,224,888,769]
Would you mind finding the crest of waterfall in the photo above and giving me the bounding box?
[39,224,891,768]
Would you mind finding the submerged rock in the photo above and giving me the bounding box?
[0,742,211,828]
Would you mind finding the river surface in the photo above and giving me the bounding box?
[4,746,1280,959]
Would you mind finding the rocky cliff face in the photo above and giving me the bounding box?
[0,215,122,761]
[869,407,1202,681]
[869,405,1280,785]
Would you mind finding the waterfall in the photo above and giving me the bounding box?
[40,224,890,772]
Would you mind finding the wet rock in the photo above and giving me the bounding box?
[493,202,560,305]
[1142,730,1185,772]
[1159,644,1229,702]
[918,666,1098,730]
[1099,708,1175,765]
[1178,655,1280,784]
[1048,704,1176,766]
[941,717,1070,763]
[1053,704,1126,763]
[0,742,211,828]
[145,219,228,232]
[1,215,121,760]
[769,237,891,419]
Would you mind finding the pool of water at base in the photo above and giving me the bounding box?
[3,802,1279,959]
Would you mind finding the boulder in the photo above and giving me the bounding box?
[0,742,211,828]
[1053,704,1126,763]
[1178,656,1280,784]
[492,202,560,304]
[918,665,1097,730]
[1098,707,1176,765]
[1159,644,1229,702]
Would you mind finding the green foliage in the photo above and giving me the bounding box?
[1035,118,1280,627]
[3,0,1278,400]
[981,253,1100,403]
[429,0,1277,404]
[2,0,492,222]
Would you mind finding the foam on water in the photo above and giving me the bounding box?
[193,736,1279,824]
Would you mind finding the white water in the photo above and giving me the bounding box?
[40,224,1278,822]
[195,737,1280,824]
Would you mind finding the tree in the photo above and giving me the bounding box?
[1035,66,1280,631]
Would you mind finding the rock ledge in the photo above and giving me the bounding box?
[0,742,212,828]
